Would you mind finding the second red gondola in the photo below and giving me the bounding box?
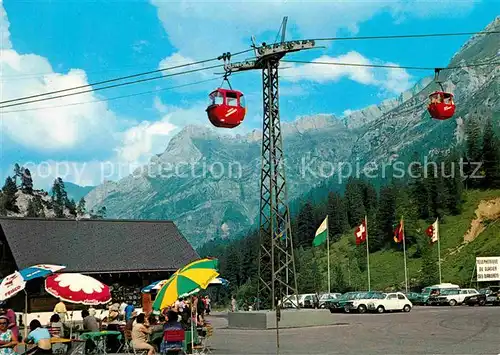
[427,91,455,120]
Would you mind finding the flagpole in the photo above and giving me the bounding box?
[437,217,442,284]
[365,215,371,291]
[327,215,331,295]
[402,216,408,293]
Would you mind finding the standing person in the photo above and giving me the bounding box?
[231,296,236,312]
[0,315,17,355]
[53,299,67,322]
[0,303,18,340]
[124,302,135,322]
[205,296,211,315]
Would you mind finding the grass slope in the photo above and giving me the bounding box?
[306,189,500,292]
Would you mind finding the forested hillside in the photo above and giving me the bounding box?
[199,115,500,303]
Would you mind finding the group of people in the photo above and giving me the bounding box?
[125,295,212,355]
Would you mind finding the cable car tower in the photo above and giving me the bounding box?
[220,17,316,311]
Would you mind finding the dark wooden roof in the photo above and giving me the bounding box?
[0,218,199,273]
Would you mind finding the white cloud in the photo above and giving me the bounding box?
[115,115,178,164]
[282,52,375,84]
[158,52,213,85]
[280,52,413,94]
[343,109,354,117]
[0,1,120,152]
[0,0,11,50]
[151,0,477,59]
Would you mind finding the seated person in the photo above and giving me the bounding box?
[0,315,18,355]
[161,310,183,352]
[81,310,99,332]
[131,313,154,355]
[25,320,52,355]
[147,315,163,333]
[48,314,64,338]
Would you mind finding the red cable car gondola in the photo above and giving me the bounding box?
[427,91,455,120]
[427,68,456,120]
[206,73,246,129]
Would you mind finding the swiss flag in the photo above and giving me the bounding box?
[393,219,404,243]
[425,218,439,244]
[355,220,367,245]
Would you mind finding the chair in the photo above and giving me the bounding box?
[162,329,185,354]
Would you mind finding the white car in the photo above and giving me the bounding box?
[344,292,385,313]
[367,292,412,313]
[428,288,479,306]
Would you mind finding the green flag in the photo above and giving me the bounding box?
[312,216,328,246]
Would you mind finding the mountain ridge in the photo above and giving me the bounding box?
[85,18,500,247]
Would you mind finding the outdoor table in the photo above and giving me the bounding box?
[79,330,122,354]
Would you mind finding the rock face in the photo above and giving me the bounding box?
[85,17,500,247]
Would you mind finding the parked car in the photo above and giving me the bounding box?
[343,291,385,313]
[428,288,478,306]
[278,293,319,308]
[367,292,413,313]
[464,286,500,306]
[319,293,342,308]
[419,283,460,305]
[327,292,361,313]
[300,293,320,308]
[404,292,422,304]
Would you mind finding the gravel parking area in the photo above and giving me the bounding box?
[207,306,500,354]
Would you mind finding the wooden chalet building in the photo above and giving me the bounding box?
[0,217,199,312]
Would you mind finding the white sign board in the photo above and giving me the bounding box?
[476,257,500,282]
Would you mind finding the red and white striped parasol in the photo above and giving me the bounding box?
[45,273,111,305]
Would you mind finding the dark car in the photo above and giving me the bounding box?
[464,286,500,306]
[327,292,360,313]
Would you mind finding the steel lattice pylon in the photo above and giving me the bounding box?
[221,20,315,314]
[256,58,298,310]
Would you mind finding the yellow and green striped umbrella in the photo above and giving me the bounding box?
[152,258,219,310]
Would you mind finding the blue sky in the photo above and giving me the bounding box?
[0,0,497,188]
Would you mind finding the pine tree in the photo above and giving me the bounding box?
[224,245,242,286]
[26,199,37,217]
[482,117,500,188]
[361,181,378,217]
[326,192,349,242]
[0,192,6,216]
[465,118,483,189]
[421,244,439,286]
[345,178,366,227]
[21,168,34,194]
[67,199,77,216]
[427,163,445,220]
[33,196,45,217]
[442,151,464,215]
[13,163,22,186]
[409,153,429,219]
[332,263,347,293]
[296,201,316,247]
[2,177,19,213]
[374,184,396,249]
[51,179,64,217]
[77,198,87,216]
